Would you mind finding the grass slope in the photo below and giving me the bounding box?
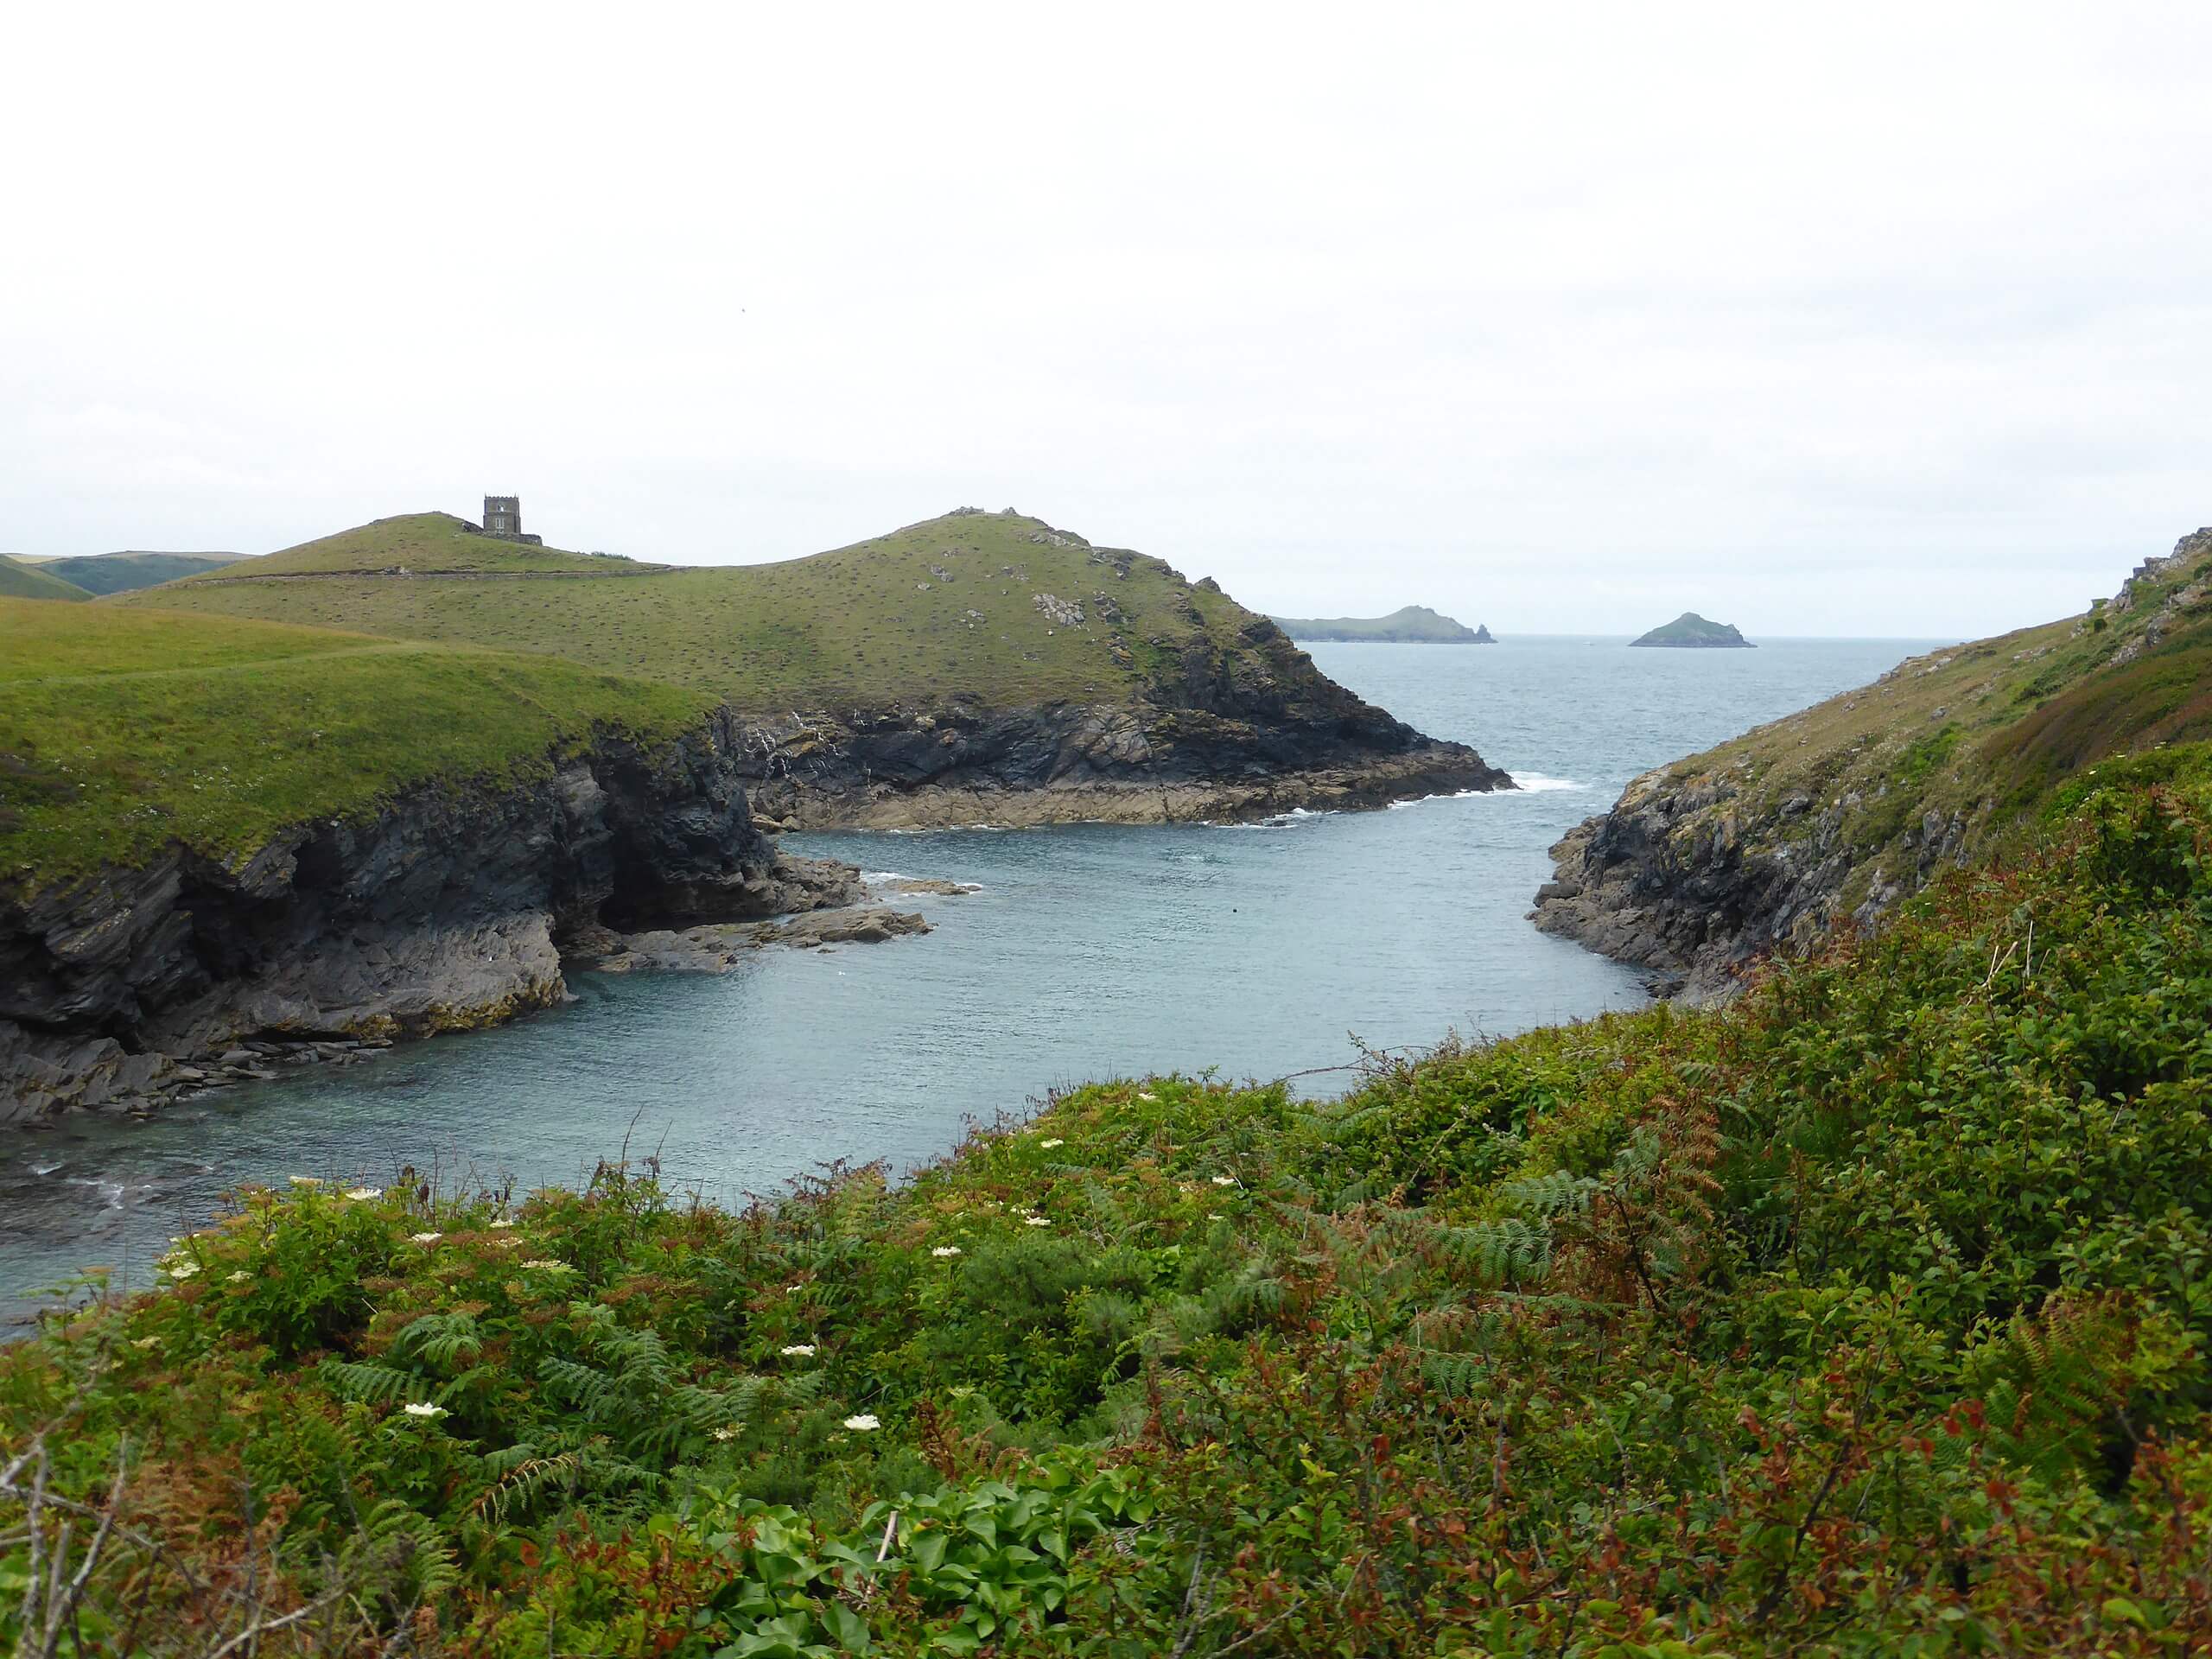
[0,600,712,882]
[127,509,1302,713]
[1270,603,1481,641]
[38,551,243,594]
[9,768,2212,1653]
[1628,531,2212,912]
[0,556,92,603]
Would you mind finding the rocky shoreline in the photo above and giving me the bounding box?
[753,744,1509,830]
[0,715,871,1128]
[1529,768,1842,1001]
[734,694,1507,830]
[5,702,1489,1127]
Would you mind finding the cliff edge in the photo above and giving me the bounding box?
[1535,526,2212,996]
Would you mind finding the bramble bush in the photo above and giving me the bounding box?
[10,769,2212,1652]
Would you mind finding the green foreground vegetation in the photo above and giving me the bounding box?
[10,758,2212,1654]
[0,601,712,880]
[122,510,1287,714]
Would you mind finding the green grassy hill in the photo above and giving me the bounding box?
[0,600,711,882]
[178,512,668,578]
[128,509,1312,714]
[10,766,2212,1652]
[0,556,92,603]
[36,550,244,594]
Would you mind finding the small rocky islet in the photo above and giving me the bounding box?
[1629,610,1754,648]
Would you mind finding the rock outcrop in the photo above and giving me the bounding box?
[1,711,856,1126]
[1529,766,1964,1001]
[1630,613,1754,649]
[735,619,1510,830]
[1534,528,2212,999]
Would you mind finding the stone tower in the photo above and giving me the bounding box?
[482,495,522,537]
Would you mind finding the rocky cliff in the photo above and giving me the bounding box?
[737,612,1508,829]
[1,711,856,1126]
[1534,527,2212,999]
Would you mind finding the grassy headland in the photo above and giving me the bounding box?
[7,763,2212,1652]
[1269,603,1486,642]
[126,510,1322,715]
[1660,534,2212,907]
[0,601,712,883]
[1535,530,2212,999]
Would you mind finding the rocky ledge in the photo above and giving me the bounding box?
[0,715,875,1128]
[739,701,1507,830]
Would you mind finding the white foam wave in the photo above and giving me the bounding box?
[1505,772,1586,793]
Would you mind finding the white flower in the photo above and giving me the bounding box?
[1138,1092,1156,1103]
[1039,1138,1065,1149]
[488,1217,515,1229]
[344,1186,382,1201]
[401,1402,447,1419]
[131,1335,161,1350]
[163,1261,200,1281]
[842,1414,880,1432]
[1025,1217,1051,1228]
[1207,1212,1225,1220]
[712,1426,739,1441]
[520,1259,574,1272]
[931,1246,962,1258]
[226,1269,252,1283]
[1211,1176,1236,1187]
[410,1231,442,1245]
[288,1176,323,1187]
[785,1282,805,1292]
[489,1236,523,1250]
[780,1343,817,1357]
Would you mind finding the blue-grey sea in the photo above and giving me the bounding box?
[0,637,1942,1322]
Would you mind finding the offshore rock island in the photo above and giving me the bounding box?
[1,503,1507,1122]
[1269,603,1492,643]
[1630,611,1754,648]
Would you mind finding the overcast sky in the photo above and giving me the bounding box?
[3,3,2207,636]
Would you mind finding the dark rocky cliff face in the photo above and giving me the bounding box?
[739,616,1508,827]
[1,712,847,1126]
[1529,766,1964,1001]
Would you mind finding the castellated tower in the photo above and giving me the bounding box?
[476,495,543,545]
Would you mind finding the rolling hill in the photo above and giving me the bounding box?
[35,550,246,594]
[0,556,92,602]
[1535,524,2212,993]
[124,507,1503,824]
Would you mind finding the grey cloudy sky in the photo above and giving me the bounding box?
[3,3,2207,636]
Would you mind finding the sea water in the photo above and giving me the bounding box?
[0,636,1940,1321]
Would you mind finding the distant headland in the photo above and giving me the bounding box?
[1630,612,1753,649]
[1270,605,1493,643]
